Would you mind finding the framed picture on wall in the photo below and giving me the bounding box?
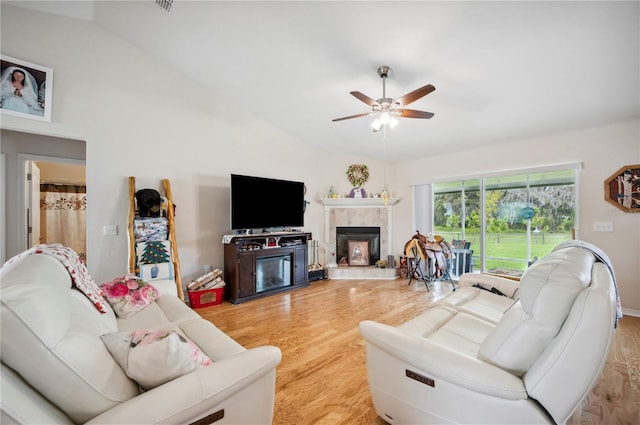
[604,164,640,213]
[0,55,53,122]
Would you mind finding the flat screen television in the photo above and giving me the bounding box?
[230,174,305,231]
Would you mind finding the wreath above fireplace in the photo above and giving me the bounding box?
[346,164,369,187]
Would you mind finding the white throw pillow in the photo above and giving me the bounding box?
[101,329,212,390]
[100,276,159,318]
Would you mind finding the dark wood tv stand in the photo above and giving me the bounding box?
[223,232,311,304]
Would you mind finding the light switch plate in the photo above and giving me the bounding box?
[592,222,614,232]
[103,224,118,236]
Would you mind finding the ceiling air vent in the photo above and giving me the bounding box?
[155,0,173,12]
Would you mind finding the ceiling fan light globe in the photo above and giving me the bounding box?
[379,112,391,125]
[389,117,399,129]
[371,119,382,131]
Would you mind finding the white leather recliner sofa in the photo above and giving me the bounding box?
[1,249,282,424]
[360,242,618,424]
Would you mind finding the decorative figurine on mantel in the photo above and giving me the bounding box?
[381,188,389,205]
[346,164,369,198]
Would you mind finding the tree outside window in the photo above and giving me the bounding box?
[433,169,576,272]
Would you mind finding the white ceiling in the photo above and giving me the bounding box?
[10,1,640,161]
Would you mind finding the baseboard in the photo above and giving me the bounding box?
[621,308,640,318]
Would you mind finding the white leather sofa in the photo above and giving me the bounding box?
[360,242,618,424]
[1,250,282,424]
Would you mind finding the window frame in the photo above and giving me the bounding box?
[412,162,581,273]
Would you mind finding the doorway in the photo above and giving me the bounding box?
[1,129,86,263]
[22,156,87,260]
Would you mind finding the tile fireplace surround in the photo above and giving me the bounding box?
[321,198,399,279]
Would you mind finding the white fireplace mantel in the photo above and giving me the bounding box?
[321,198,400,263]
[319,198,399,207]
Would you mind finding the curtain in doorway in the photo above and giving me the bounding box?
[40,183,86,263]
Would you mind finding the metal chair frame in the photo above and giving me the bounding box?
[407,245,456,291]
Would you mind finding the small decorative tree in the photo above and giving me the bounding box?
[139,241,170,264]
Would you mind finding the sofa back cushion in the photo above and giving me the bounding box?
[478,246,595,376]
[0,254,140,423]
[523,262,616,424]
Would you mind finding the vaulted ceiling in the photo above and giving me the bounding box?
[9,1,640,161]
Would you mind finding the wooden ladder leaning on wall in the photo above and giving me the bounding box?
[127,176,184,301]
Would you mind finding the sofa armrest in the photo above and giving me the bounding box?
[85,346,281,425]
[359,320,526,400]
[1,363,75,425]
[457,273,520,298]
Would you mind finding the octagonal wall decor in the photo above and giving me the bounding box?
[604,164,640,213]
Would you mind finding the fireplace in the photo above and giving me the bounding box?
[255,253,292,292]
[322,198,398,279]
[336,226,380,266]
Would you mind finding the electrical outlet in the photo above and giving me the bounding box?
[204,264,212,273]
[103,224,118,236]
[592,222,614,232]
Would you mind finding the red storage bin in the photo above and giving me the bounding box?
[188,287,223,308]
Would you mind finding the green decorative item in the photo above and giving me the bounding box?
[519,206,536,220]
[139,241,171,264]
[346,164,369,187]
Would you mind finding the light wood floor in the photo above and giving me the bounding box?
[197,278,640,425]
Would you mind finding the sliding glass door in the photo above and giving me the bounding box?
[428,167,577,273]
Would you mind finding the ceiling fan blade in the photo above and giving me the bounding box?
[395,84,435,106]
[332,112,372,122]
[395,109,435,119]
[350,91,380,107]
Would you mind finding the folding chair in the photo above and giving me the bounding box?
[407,244,432,290]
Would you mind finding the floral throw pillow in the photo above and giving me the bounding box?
[100,276,159,318]
[101,329,212,390]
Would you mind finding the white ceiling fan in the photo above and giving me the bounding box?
[333,66,435,132]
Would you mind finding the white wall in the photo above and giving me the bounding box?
[0,5,391,283]
[35,161,86,185]
[395,120,640,314]
[3,6,637,315]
